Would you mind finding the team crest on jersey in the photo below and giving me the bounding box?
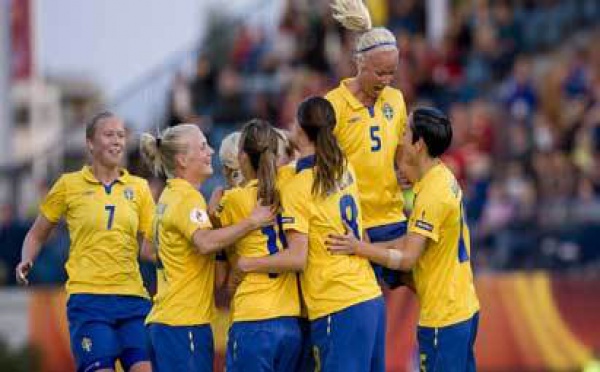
[190,208,209,224]
[81,337,92,352]
[382,103,394,121]
[124,187,134,200]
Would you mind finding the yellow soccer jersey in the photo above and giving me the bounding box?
[281,156,381,320]
[146,178,215,326]
[40,166,154,297]
[408,163,480,328]
[326,80,407,229]
[218,174,300,322]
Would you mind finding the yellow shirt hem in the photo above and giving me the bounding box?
[308,292,382,321]
[417,307,480,328]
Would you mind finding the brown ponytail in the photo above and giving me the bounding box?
[297,97,346,197]
[239,119,280,208]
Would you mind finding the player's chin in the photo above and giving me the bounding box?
[201,166,213,177]
[102,155,123,168]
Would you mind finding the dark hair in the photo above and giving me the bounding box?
[297,96,345,197]
[410,107,452,158]
[86,111,116,140]
[240,119,280,207]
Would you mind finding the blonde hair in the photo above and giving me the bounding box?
[331,0,397,55]
[273,128,295,162]
[219,131,244,187]
[219,131,241,170]
[140,124,200,178]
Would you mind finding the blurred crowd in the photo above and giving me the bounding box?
[1,0,600,285]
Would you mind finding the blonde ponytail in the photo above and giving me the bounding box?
[330,0,372,32]
[331,0,397,55]
[140,133,163,177]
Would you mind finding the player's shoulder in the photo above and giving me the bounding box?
[325,85,348,109]
[124,173,151,190]
[381,86,406,106]
[419,166,459,205]
[170,182,205,207]
[277,163,297,185]
[59,168,86,184]
[280,162,311,194]
[221,185,249,206]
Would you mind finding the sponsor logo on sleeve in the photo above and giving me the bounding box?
[281,216,295,224]
[415,220,434,232]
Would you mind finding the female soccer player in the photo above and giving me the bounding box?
[16,112,155,372]
[139,124,274,372]
[217,119,301,372]
[328,108,480,372]
[326,0,410,288]
[238,97,385,372]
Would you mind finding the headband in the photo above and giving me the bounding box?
[356,41,397,53]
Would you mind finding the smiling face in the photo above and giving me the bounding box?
[182,128,214,182]
[86,116,126,168]
[357,48,399,100]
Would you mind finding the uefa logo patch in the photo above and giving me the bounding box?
[190,208,209,224]
[124,188,134,200]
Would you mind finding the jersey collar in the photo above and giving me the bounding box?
[339,79,365,111]
[167,178,196,190]
[413,162,444,194]
[81,165,130,184]
[339,78,387,111]
[296,155,316,173]
[81,166,130,194]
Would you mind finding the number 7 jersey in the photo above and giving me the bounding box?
[39,166,155,297]
[280,156,381,320]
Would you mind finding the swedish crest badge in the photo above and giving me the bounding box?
[382,103,394,121]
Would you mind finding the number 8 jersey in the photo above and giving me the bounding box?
[39,166,155,297]
[281,156,381,320]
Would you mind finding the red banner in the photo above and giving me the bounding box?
[10,0,32,80]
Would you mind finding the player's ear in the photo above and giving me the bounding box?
[85,138,94,154]
[417,138,426,155]
[175,152,187,169]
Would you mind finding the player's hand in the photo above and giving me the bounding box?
[226,255,246,292]
[208,186,225,218]
[15,261,33,285]
[248,200,276,229]
[236,256,254,273]
[327,222,361,255]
